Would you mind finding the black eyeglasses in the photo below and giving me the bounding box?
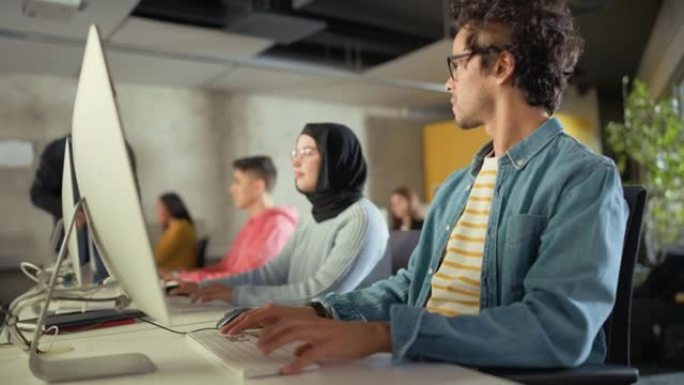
[447,46,508,80]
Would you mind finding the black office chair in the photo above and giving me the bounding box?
[358,230,421,288]
[196,237,209,268]
[388,230,421,274]
[358,243,392,289]
[484,185,647,385]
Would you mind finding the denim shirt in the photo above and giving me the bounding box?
[320,118,629,368]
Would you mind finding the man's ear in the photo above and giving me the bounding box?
[254,178,267,194]
[495,51,516,85]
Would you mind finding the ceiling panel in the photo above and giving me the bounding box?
[366,38,452,84]
[109,17,274,61]
[267,80,448,107]
[0,36,82,76]
[106,50,230,88]
[0,0,139,40]
[205,66,335,91]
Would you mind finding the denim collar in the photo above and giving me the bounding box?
[469,117,563,177]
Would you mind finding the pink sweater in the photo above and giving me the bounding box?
[177,207,298,282]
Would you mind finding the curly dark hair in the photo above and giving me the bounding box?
[451,0,583,113]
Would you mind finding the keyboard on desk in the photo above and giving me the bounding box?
[186,329,318,378]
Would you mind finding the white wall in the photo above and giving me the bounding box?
[0,74,430,268]
[116,84,232,255]
[637,0,684,97]
[0,75,75,268]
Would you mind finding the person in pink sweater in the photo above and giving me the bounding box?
[171,156,297,282]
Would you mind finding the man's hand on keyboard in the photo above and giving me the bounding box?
[191,283,233,303]
[220,304,318,335]
[168,281,198,296]
[258,318,392,375]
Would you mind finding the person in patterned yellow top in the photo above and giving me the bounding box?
[154,192,197,272]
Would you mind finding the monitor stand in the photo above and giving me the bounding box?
[28,197,156,382]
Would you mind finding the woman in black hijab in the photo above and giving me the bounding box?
[176,122,389,307]
[296,123,367,222]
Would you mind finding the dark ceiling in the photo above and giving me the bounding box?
[573,0,663,98]
[132,0,663,99]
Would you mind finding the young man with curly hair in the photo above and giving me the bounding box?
[219,0,629,373]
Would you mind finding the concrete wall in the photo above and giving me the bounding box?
[0,75,77,268]
[365,115,426,209]
[0,74,429,268]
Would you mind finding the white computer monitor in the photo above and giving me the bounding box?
[70,25,170,324]
[60,138,83,286]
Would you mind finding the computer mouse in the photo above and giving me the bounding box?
[216,307,253,329]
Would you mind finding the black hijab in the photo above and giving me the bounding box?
[298,123,367,223]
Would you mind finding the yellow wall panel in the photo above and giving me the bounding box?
[422,121,490,201]
[554,113,602,153]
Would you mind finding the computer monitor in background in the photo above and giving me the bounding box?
[70,25,170,324]
[61,137,111,287]
[60,138,83,286]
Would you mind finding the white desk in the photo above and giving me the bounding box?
[0,321,517,385]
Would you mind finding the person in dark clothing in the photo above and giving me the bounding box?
[30,135,137,283]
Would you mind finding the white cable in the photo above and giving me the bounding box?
[6,289,124,351]
[82,283,98,313]
[19,262,42,283]
[39,325,59,353]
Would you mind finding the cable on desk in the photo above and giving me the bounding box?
[19,262,42,283]
[136,317,216,335]
[0,308,9,348]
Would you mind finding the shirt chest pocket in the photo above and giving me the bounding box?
[506,214,546,245]
[501,214,547,297]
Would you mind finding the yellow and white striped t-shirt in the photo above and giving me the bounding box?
[426,156,498,317]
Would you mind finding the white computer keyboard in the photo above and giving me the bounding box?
[186,329,318,378]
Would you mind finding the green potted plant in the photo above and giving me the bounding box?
[606,77,684,264]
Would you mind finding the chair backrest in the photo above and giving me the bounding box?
[389,230,421,274]
[357,242,392,289]
[358,230,422,289]
[196,237,209,268]
[603,185,647,365]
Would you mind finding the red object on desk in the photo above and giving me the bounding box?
[59,317,138,334]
